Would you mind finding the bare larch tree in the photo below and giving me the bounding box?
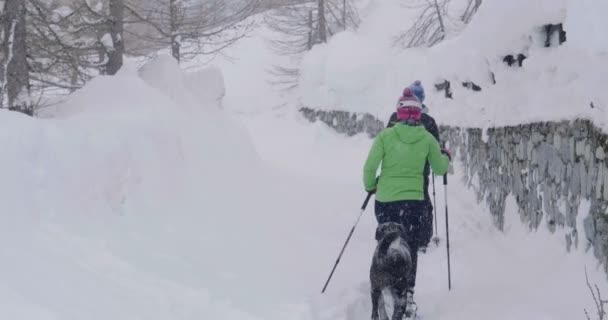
[124,0,259,63]
[396,0,483,48]
[264,0,358,89]
[395,0,450,48]
[0,0,259,112]
[265,0,359,56]
[24,0,125,104]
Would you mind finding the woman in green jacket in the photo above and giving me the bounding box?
[363,88,451,307]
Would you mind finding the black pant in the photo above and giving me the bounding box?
[374,200,426,290]
[420,188,434,247]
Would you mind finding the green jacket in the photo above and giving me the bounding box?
[363,123,450,202]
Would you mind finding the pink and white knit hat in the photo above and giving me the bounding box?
[396,88,422,121]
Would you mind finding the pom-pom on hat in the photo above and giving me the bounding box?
[396,88,422,122]
[396,87,422,109]
[408,80,425,102]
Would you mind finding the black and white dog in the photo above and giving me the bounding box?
[370,222,413,320]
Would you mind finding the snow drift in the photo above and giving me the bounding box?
[0,55,268,320]
[296,0,608,130]
[0,53,382,320]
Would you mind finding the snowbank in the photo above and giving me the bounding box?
[0,53,384,320]
[0,56,265,319]
[297,0,608,130]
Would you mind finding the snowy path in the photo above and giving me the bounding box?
[239,112,608,320]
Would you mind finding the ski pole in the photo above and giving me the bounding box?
[444,173,452,291]
[321,191,374,294]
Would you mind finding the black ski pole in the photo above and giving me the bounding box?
[444,173,452,291]
[431,174,439,245]
[321,191,374,294]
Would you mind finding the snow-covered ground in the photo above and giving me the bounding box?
[2,0,608,319]
[2,60,605,318]
[239,110,608,320]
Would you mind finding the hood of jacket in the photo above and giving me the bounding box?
[391,123,426,144]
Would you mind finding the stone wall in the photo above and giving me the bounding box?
[300,109,608,270]
[299,107,385,138]
[441,120,608,268]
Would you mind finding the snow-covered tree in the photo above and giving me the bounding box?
[265,0,359,55]
[0,0,256,111]
[21,0,125,104]
[395,0,482,48]
[395,0,450,48]
[74,0,124,75]
[263,0,358,90]
[124,0,258,63]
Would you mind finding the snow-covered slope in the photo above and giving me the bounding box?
[296,0,608,130]
[0,56,260,319]
[4,65,606,318]
[0,56,361,319]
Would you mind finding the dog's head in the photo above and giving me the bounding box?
[375,222,406,241]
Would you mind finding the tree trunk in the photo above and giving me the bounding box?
[96,26,108,75]
[170,0,181,63]
[0,0,32,115]
[318,0,327,43]
[106,0,124,75]
[342,0,347,30]
[433,0,446,41]
[307,10,313,50]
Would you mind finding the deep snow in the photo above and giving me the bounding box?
[4,70,606,318]
[296,0,608,131]
[2,0,608,319]
[239,110,608,320]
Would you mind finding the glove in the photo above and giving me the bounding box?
[366,177,379,194]
[441,148,452,161]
